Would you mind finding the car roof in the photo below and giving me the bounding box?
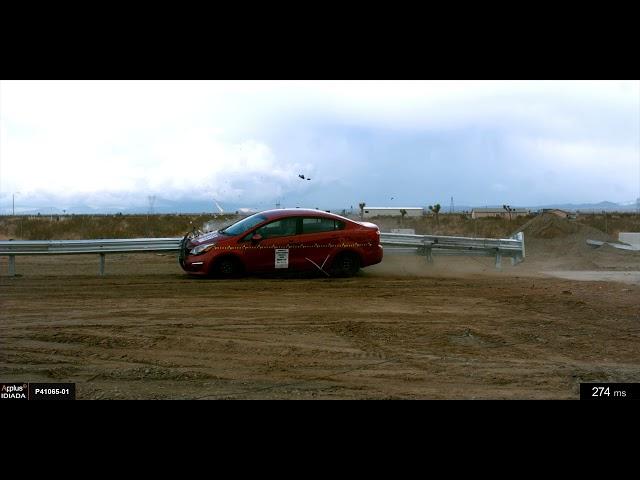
[259,208,351,222]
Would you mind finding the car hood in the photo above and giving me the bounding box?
[188,231,225,246]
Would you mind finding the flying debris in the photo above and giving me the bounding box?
[213,199,224,214]
[298,174,305,180]
[307,178,311,181]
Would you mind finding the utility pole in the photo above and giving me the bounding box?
[12,192,20,216]
[147,195,156,215]
[450,196,454,214]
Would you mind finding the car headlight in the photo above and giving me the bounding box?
[190,243,216,255]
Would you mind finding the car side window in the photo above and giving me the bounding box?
[255,217,298,239]
[302,217,345,234]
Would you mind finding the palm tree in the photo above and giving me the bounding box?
[503,204,513,221]
[428,204,441,226]
[400,209,407,227]
[359,202,366,220]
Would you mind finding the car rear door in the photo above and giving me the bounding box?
[297,217,346,273]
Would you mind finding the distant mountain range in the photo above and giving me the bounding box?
[529,201,639,212]
[446,201,639,213]
[5,198,261,215]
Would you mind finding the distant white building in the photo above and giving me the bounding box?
[362,207,423,218]
[235,208,259,216]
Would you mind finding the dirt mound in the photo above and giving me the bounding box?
[520,214,609,241]
[588,243,640,271]
[514,214,640,271]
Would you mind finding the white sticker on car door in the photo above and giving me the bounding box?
[275,248,289,268]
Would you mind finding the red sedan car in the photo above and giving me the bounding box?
[179,209,383,277]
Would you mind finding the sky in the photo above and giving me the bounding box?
[0,80,639,213]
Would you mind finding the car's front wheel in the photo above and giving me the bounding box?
[331,252,360,277]
[212,256,244,278]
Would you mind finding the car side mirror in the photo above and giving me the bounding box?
[251,233,263,242]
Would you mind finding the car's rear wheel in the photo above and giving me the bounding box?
[212,256,244,278]
[331,252,360,277]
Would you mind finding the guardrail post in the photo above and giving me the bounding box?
[424,243,433,264]
[495,250,502,271]
[8,255,16,276]
[99,253,105,276]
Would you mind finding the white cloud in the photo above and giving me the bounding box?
[509,137,637,170]
[1,80,638,211]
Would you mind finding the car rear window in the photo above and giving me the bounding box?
[302,217,345,234]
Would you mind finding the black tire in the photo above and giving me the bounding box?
[212,256,244,278]
[178,234,189,268]
[331,252,360,277]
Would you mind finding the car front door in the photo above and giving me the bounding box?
[241,217,303,273]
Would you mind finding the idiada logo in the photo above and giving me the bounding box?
[0,383,28,399]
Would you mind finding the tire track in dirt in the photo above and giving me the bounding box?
[2,257,640,399]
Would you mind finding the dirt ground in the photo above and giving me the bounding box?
[1,252,639,399]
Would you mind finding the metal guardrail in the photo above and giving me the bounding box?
[586,239,640,251]
[0,238,183,255]
[0,238,183,276]
[380,231,525,269]
[0,231,524,276]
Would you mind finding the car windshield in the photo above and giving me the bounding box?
[219,213,268,236]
